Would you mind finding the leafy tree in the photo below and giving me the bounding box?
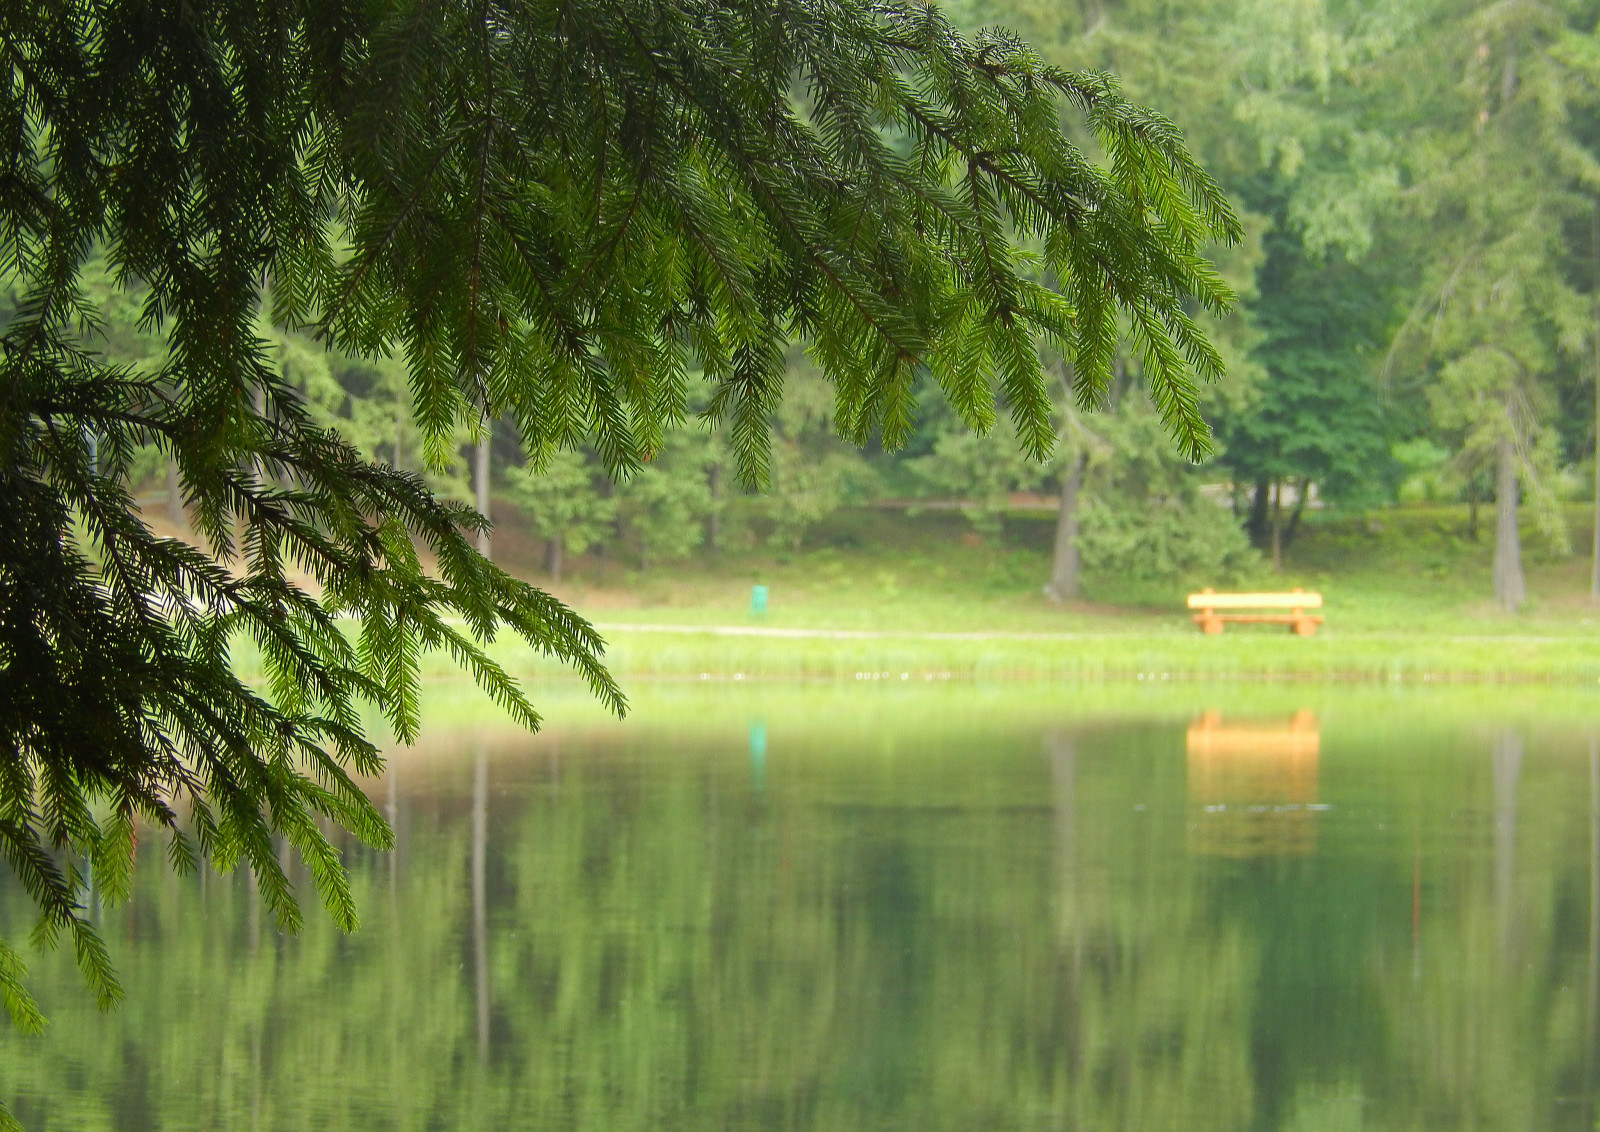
[763,440,858,551]
[1077,396,1261,587]
[757,365,871,551]
[0,0,1240,1044]
[1220,209,1396,570]
[1541,22,1600,600]
[616,430,716,568]
[1383,0,1591,610]
[904,404,1047,539]
[954,0,1294,594]
[504,448,618,582]
[278,343,405,468]
[896,357,1259,594]
[45,262,177,514]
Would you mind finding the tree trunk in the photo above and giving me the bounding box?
[707,463,722,552]
[165,457,184,527]
[546,536,563,583]
[1044,449,1086,602]
[1592,298,1599,603]
[1591,209,1599,605]
[474,432,492,559]
[1270,478,1284,573]
[1283,477,1310,550]
[1247,477,1270,546]
[1494,432,1525,612]
[1468,490,1480,542]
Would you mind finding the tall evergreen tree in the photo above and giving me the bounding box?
[1221,204,1395,569]
[1545,21,1600,603]
[1385,0,1592,610]
[0,0,1240,1031]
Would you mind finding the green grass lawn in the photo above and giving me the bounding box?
[216,499,1600,688]
[495,499,1600,634]
[393,499,1600,684]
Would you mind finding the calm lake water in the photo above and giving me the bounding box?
[7,683,1600,1131]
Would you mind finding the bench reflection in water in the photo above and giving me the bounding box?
[1187,710,1321,858]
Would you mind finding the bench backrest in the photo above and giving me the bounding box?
[1186,590,1323,610]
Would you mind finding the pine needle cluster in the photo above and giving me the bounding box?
[0,0,1238,1033]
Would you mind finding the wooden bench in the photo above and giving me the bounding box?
[1187,588,1323,637]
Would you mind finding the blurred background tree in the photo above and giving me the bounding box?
[504,450,617,583]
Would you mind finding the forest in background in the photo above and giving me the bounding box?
[55,0,1600,611]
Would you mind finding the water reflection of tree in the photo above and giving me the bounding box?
[1048,725,1256,1131]
[4,720,1600,1131]
[1368,726,1592,1131]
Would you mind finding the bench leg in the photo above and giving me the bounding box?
[1199,614,1223,635]
[1293,617,1317,637]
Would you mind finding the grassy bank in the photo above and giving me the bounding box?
[215,501,1600,687]
[504,500,1600,682]
[589,628,1599,682]
[490,500,1600,633]
[235,616,1600,695]
[451,623,1600,685]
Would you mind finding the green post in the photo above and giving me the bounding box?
[750,584,768,617]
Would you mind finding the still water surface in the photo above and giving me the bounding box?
[6,684,1600,1131]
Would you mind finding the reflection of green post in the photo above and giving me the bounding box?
[750,584,768,618]
[749,721,767,792]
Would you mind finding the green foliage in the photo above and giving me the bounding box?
[0,0,1238,1046]
[753,366,870,550]
[1220,210,1397,509]
[1076,492,1258,586]
[617,431,716,567]
[1427,342,1571,549]
[964,0,1600,600]
[907,424,1043,537]
[1381,0,1596,561]
[1078,399,1262,584]
[762,440,854,552]
[1392,437,1454,503]
[505,449,618,564]
[903,383,1052,536]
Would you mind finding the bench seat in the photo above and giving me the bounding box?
[1186,588,1323,637]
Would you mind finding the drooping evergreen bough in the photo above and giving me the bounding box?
[0,0,1239,1026]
